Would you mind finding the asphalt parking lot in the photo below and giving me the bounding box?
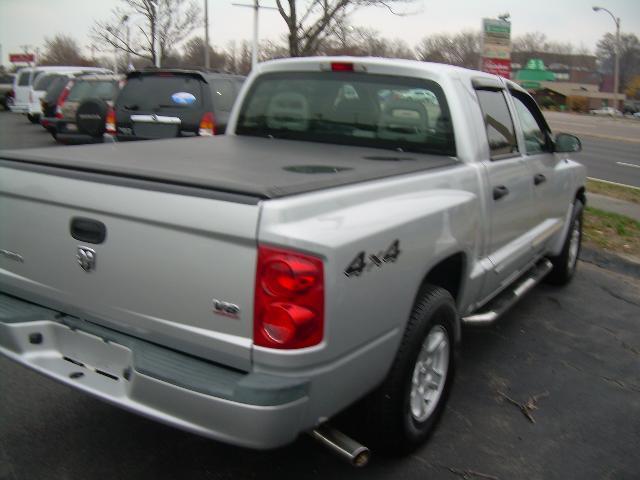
[1,110,639,479]
[1,262,638,480]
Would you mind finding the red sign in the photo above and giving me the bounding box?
[482,57,511,79]
[9,53,35,63]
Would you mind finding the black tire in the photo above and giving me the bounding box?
[27,113,39,124]
[546,200,583,285]
[76,98,109,138]
[362,285,456,454]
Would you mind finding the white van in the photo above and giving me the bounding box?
[11,66,112,122]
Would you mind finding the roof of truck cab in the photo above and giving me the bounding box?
[0,136,458,200]
[255,56,501,85]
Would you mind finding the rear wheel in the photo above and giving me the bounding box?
[363,285,456,453]
[76,98,108,138]
[546,200,583,285]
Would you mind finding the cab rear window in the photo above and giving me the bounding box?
[118,75,203,110]
[236,71,455,156]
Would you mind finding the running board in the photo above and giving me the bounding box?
[462,259,553,325]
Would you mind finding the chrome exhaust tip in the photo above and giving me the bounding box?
[310,424,370,467]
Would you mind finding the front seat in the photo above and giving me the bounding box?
[378,99,429,143]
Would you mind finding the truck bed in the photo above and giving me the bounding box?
[0,136,457,200]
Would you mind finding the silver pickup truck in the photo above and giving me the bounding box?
[0,57,585,465]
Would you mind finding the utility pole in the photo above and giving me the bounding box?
[204,0,210,69]
[593,6,621,110]
[123,15,132,71]
[150,0,161,68]
[232,0,277,70]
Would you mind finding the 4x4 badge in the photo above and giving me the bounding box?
[77,246,96,272]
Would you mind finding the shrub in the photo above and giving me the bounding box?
[566,96,588,113]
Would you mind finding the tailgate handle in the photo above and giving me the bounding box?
[70,217,106,244]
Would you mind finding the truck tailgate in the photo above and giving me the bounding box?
[0,164,259,371]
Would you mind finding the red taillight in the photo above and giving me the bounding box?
[254,245,324,349]
[198,111,216,136]
[55,82,72,119]
[105,106,116,135]
[331,62,354,72]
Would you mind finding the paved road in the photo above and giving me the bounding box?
[1,262,639,480]
[575,137,640,188]
[545,111,640,188]
[545,111,640,145]
[0,111,60,150]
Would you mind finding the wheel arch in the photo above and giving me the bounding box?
[414,251,466,342]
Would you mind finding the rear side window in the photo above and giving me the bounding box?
[209,79,237,112]
[68,81,117,102]
[34,74,60,91]
[118,75,204,110]
[476,89,518,159]
[44,77,71,103]
[18,72,30,86]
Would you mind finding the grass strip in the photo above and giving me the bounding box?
[583,206,640,257]
[587,179,640,204]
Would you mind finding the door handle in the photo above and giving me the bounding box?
[492,185,510,200]
[70,217,106,244]
[534,174,547,186]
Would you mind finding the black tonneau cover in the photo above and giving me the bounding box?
[0,136,457,199]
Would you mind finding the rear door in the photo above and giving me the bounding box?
[474,84,537,301]
[116,73,206,139]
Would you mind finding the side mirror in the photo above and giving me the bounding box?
[554,133,581,153]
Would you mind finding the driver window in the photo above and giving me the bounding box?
[511,94,549,154]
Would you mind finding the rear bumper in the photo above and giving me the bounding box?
[55,121,104,144]
[9,103,28,113]
[0,293,309,449]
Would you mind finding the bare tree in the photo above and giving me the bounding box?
[225,41,254,75]
[274,1,417,57]
[92,0,201,67]
[596,32,640,90]
[182,37,226,69]
[39,35,92,66]
[416,31,480,69]
[512,32,548,53]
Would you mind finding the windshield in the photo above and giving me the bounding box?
[236,71,455,156]
[118,75,204,110]
[67,80,117,102]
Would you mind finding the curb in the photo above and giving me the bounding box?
[580,246,640,279]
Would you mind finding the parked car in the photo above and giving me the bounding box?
[39,75,76,133]
[0,57,586,464]
[109,70,244,141]
[0,73,15,110]
[53,74,123,144]
[622,101,640,115]
[28,72,67,121]
[589,106,623,116]
[633,112,640,119]
[10,66,112,122]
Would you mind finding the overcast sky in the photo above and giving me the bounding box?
[1,0,639,66]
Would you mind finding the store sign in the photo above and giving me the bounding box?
[481,18,512,79]
[482,58,512,78]
[9,53,35,63]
